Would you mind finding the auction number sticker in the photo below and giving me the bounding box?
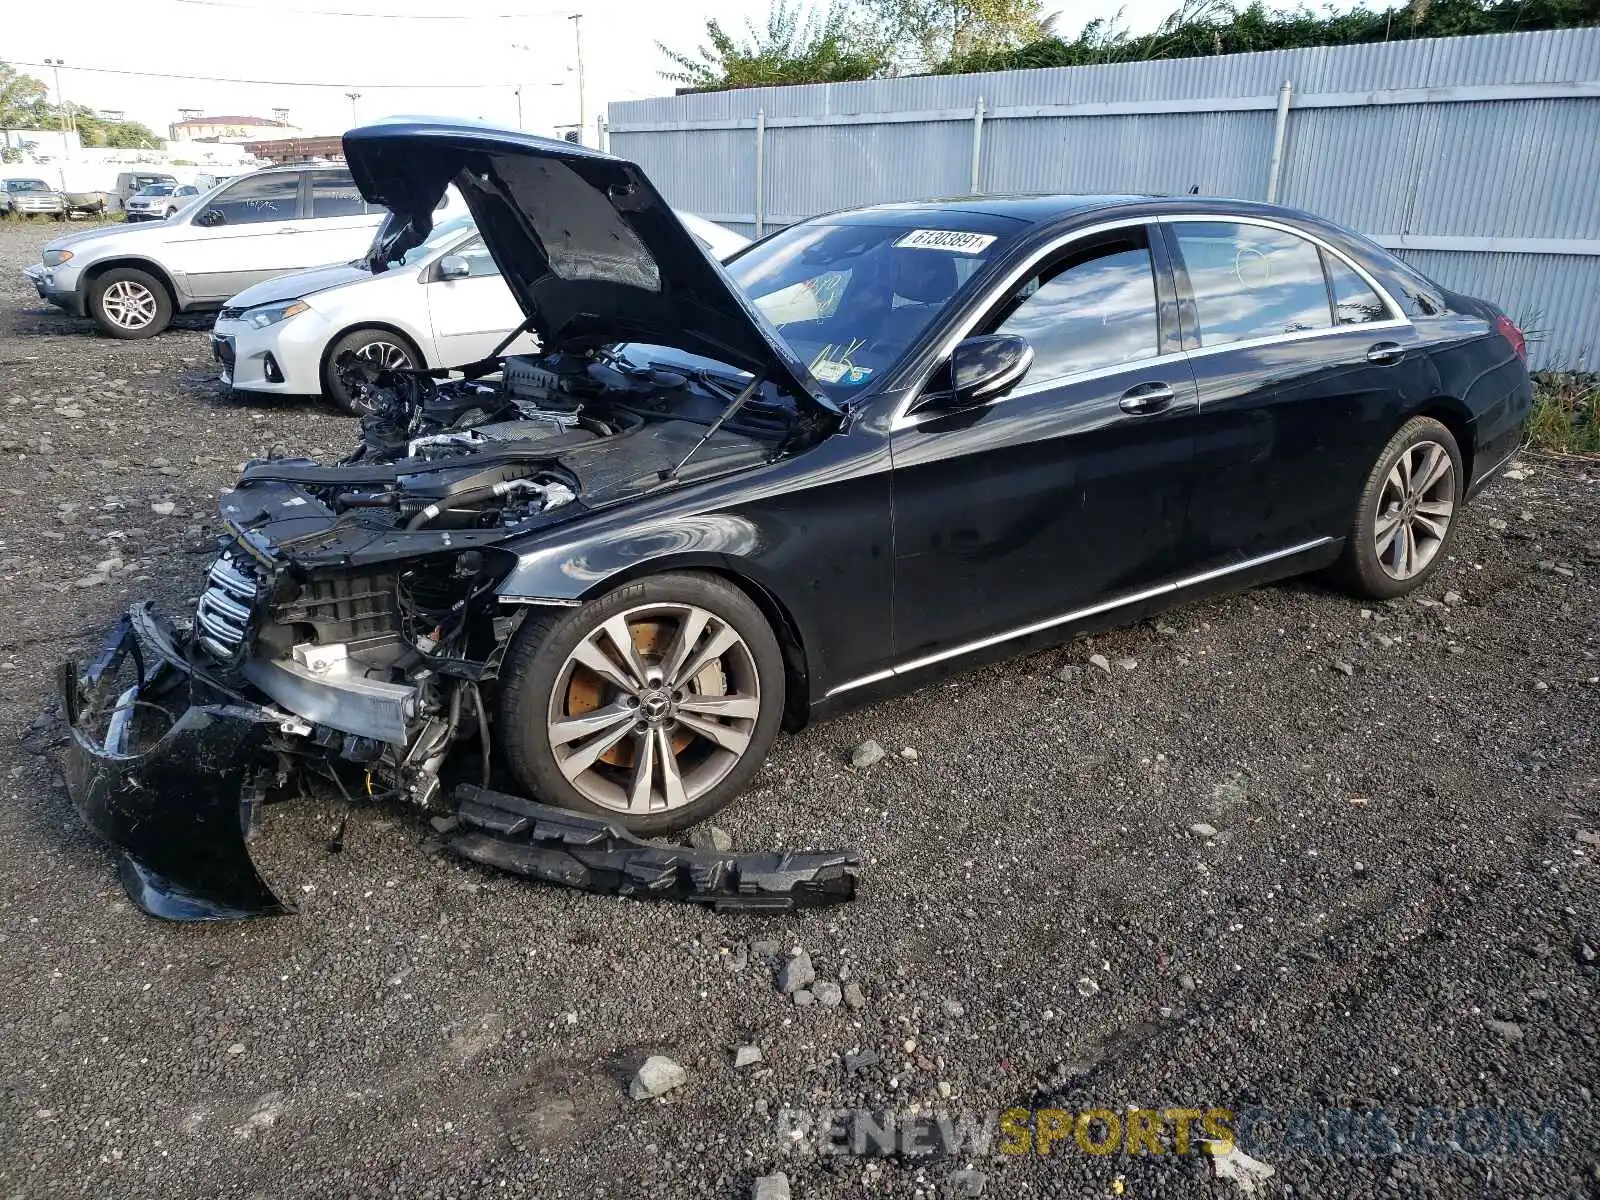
[893,229,997,254]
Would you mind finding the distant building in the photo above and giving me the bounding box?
[168,115,300,144]
[242,135,345,164]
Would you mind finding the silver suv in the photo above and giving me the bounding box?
[22,162,406,339]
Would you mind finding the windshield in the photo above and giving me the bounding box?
[7,180,51,193]
[723,220,1012,397]
[136,184,176,197]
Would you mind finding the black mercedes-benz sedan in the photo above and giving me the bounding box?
[63,120,1532,919]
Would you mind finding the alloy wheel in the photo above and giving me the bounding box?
[1374,439,1455,580]
[546,603,761,815]
[101,280,158,331]
[354,339,413,371]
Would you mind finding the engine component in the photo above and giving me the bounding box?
[243,652,418,745]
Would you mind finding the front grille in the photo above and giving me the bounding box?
[196,549,261,660]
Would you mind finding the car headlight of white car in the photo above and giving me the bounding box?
[242,300,309,330]
[42,249,73,267]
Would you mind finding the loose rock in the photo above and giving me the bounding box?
[947,1168,987,1198]
[813,980,843,1008]
[752,1173,791,1200]
[629,1055,688,1100]
[776,949,815,994]
[688,825,733,853]
[733,1045,764,1069]
[1088,653,1111,674]
[850,739,886,769]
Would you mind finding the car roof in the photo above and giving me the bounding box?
[797,192,1336,232]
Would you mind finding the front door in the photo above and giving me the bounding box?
[167,171,308,302]
[424,236,534,366]
[1163,218,1437,564]
[890,224,1200,661]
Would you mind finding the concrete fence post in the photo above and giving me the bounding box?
[754,108,766,238]
[970,96,986,194]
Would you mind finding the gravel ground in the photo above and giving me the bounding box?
[0,220,1596,1200]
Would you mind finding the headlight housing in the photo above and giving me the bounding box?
[42,249,73,267]
[243,301,309,330]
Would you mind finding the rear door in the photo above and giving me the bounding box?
[1164,217,1434,563]
[423,235,535,366]
[292,168,389,268]
[889,222,1200,660]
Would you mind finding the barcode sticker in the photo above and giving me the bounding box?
[893,229,997,254]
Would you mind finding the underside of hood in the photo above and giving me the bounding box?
[343,119,832,413]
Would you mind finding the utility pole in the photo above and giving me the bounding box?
[43,58,75,143]
[345,92,361,128]
[569,13,585,146]
[514,85,523,130]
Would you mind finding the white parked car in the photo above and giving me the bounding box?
[124,182,203,223]
[211,210,750,412]
[22,162,453,339]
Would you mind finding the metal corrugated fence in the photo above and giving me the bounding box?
[607,28,1600,370]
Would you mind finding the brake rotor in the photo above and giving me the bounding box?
[564,617,726,768]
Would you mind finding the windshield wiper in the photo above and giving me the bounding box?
[659,374,765,482]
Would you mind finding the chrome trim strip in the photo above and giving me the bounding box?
[1182,316,1411,364]
[1471,444,1518,487]
[497,595,584,607]
[823,537,1334,698]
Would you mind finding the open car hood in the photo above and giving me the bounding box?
[343,119,834,413]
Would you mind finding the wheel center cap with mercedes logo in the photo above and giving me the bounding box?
[641,688,673,722]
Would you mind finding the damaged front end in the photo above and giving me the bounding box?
[61,358,856,921]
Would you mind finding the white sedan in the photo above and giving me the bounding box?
[211,211,750,412]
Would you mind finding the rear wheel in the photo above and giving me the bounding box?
[1336,416,1463,599]
[322,326,423,413]
[87,266,173,339]
[498,572,786,834]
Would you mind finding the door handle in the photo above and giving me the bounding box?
[1119,381,1176,415]
[1366,341,1404,365]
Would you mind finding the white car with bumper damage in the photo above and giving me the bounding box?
[210,210,750,412]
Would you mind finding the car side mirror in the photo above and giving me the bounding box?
[195,208,225,227]
[436,255,471,281]
[920,334,1033,412]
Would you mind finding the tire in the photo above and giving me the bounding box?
[164,207,177,219]
[322,327,423,414]
[87,266,173,339]
[498,571,786,835]
[1335,416,1464,599]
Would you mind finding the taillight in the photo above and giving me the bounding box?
[1494,314,1527,362]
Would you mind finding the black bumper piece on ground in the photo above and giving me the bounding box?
[64,607,861,922]
[449,785,860,910]
[61,607,294,921]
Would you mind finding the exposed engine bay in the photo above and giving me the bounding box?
[60,348,855,921]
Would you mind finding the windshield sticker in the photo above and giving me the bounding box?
[810,339,873,386]
[894,229,997,254]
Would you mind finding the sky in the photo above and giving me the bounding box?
[6,0,1181,143]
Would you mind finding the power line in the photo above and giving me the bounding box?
[170,0,578,18]
[8,59,535,90]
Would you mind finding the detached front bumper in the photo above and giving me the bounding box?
[61,604,295,921]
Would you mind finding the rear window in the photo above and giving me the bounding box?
[1172,221,1332,346]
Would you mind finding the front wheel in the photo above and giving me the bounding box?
[498,572,786,835]
[87,266,173,339]
[322,326,423,413]
[1335,416,1463,599]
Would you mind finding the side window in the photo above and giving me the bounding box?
[991,235,1160,382]
[450,237,501,279]
[1173,221,1331,345]
[207,173,301,225]
[1322,251,1390,326]
[310,169,370,218]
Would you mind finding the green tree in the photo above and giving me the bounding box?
[865,0,1054,70]
[938,0,1600,73]
[1,62,51,153]
[658,1,891,89]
